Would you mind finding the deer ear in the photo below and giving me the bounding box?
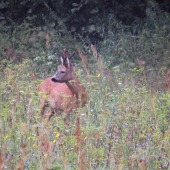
[67,57,70,68]
[61,57,64,66]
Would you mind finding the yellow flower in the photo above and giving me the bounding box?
[43,51,45,54]
[33,144,36,147]
[98,74,100,77]
[66,158,68,161]
[44,154,48,157]
[55,133,60,138]
[28,136,32,140]
[84,137,87,140]
[4,135,8,141]
[53,139,56,143]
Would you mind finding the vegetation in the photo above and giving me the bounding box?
[1,0,170,169]
[1,47,170,169]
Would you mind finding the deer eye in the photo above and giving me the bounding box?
[61,71,65,74]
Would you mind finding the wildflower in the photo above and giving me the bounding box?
[146,160,149,163]
[29,37,35,42]
[104,144,108,147]
[28,136,32,140]
[53,139,56,143]
[55,133,60,138]
[163,164,169,168]
[158,157,161,160]
[97,74,100,77]
[139,158,142,162]
[136,144,139,147]
[85,157,88,159]
[94,164,97,168]
[84,137,87,140]
[4,136,8,141]
[66,158,68,161]
[48,55,55,60]
[43,51,45,54]
[32,144,36,147]
[44,154,48,157]
[32,136,35,140]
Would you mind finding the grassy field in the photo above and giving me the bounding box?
[0,49,170,170]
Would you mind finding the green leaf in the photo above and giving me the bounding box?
[72,3,79,6]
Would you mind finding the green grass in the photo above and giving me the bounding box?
[0,57,170,170]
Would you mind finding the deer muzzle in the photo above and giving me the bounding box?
[51,77,58,82]
[51,76,64,83]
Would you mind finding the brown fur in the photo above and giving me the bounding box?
[38,55,87,128]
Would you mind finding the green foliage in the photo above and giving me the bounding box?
[0,0,170,72]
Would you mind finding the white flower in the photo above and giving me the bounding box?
[48,55,55,60]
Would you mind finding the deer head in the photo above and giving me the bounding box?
[51,49,75,83]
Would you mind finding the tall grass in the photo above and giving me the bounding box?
[0,47,170,170]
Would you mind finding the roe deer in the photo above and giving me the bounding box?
[38,49,87,128]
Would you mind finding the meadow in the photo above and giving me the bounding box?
[0,46,170,170]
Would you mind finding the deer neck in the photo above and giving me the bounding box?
[65,72,85,99]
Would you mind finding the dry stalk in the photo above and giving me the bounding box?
[91,44,97,60]
[27,98,32,115]
[75,117,86,170]
[0,152,4,170]
[46,33,50,50]
[77,48,89,75]
[166,69,169,94]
